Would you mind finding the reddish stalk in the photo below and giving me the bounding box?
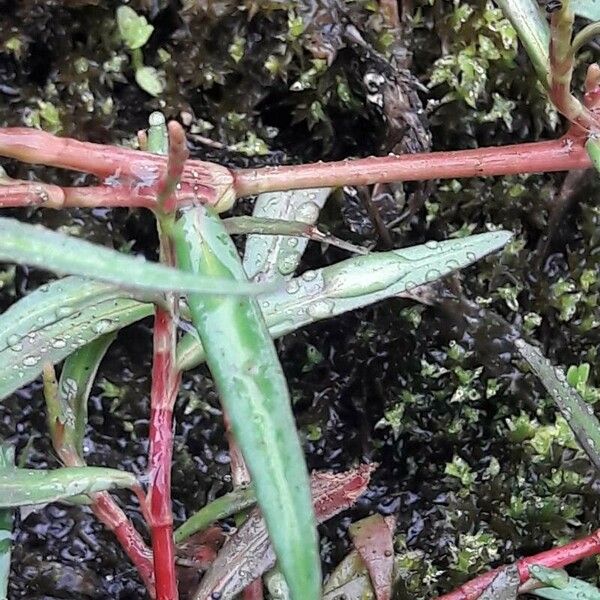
[438,528,600,600]
[147,121,188,600]
[91,492,156,594]
[0,129,593,210]
[233,135,591,196]
[225,416,264,600]
[548,6,600,132]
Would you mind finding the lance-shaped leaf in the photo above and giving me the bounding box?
[193,464,375,600]
[174,485,256,545]
[479,566,520,600]
[243,188,331,281]
[516,338,600,470]
[0,466,139,508]
[571,0,600,20]
[323,550,372,598]
[0,445,14,600]
[349,515,395,600]
[177,231,513,370]
[494,0,550,84]
[225,216,366,256]
[530,565,600,600]
[586,138,600,175]
[0,276,152,401]
[46,334,116,463]
[0,216,268,296]
[172,205,321,600]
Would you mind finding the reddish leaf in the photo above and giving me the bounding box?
[349,514,396,600]
[192,464,376,600]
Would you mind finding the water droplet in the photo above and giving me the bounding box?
[51,338,67,349]
[23,355,40,367]
[7,334,20,347]
[295,201,320,223]
[426,268,442,282]
[287,238,299,248]
[277,253,300,275]
[92,319,113,334]
[302,270,317,282]
[56,306,75,318]
[307,300,335,319]
[425,240,439,250]
[286,280,300,294]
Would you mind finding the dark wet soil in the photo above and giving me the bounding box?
[1,1,600,599]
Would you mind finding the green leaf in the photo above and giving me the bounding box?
[495,0,550,84]
[0,445,14,600]
[173,206,321,600]
[0,276,152,401]
[53,334,117,461]
[177,231,513,371]
[243,188,331,282]
[0,217,268,297]
[116,6,154,50]
[529,565,570,589]
[532,574,600,600]
[173,485,257,544]
[586,137,600,174]
[516,339,600,470]
[0,466,139,508]
[135,66,163,97]
[572,0,600,20]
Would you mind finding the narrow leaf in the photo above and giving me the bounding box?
[586,137,600,174]
[173,205,320,600]
[0,216,268,296]
[177,231,513,371]
[323,550,370,596]
[533,576,600,600]
[348,515,395,600]
[323,575,373,600]
[243,188,331,282]
[193,465,375,600]
[516,338,600,470]
[224,216,367,256]
[174,485,256,544]
[0,276,152,401]
[572,0,600,20]
[0,466,139,508]
[479,566,520,600]
[0,445,14,600]
[495,0,550,84]
[54,334,117,461]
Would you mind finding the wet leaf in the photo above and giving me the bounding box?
[572,0,600,20]
[242,188,331,282]
[174,485,256,544]
[0,217,267,296]
[135,66,163,97]
[0,445,14,600]
[529,565,569,589]
[479,566,520,600]
[532,571,600,600]
[177,231,513,370]
[0,276,152,401]
[48,334,117,462]
[586,138,600,174]
[193,464,375,600]
[323,550,371,598]
[495,0,550,83]
[516,339,600,470]
[0,466,139,508]
[116,6,154,50]
[173,205,321,600]
[348,515,395,600]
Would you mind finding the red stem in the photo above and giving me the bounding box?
[91,491,156,595]
[437,528,600,600]
[148,304,181,600]
[232,135,590,197]
[0,130,593,210]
